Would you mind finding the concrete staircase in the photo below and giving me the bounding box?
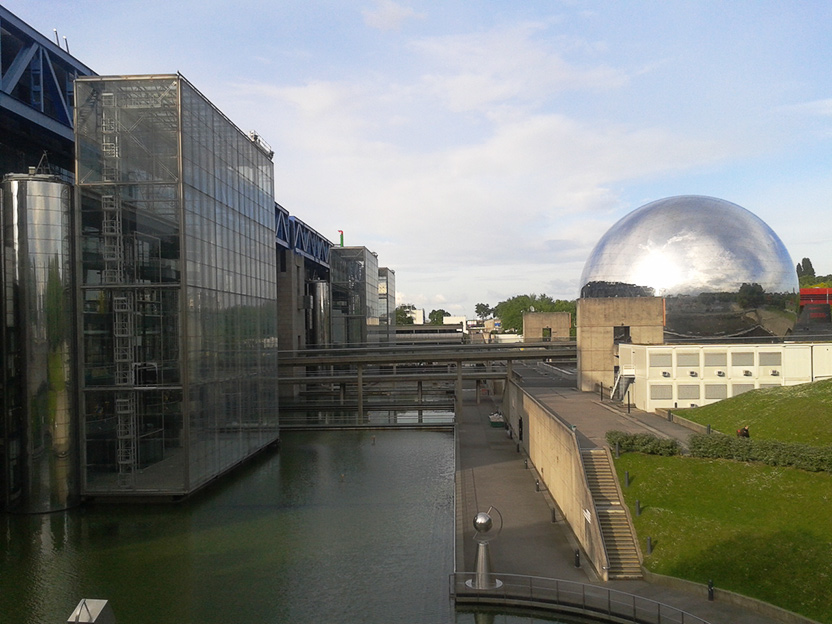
[582,449,642,579]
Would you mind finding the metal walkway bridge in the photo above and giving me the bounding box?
[277,341,577,427]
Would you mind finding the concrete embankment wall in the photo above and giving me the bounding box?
[504,380,609,580]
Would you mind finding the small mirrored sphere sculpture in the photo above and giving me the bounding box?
[473,511,493,534]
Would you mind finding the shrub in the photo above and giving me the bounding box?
[606,431,680,456]
[688,433,832,473]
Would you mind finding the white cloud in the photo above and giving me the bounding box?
[362,0,424,31]
[411,24,629,112]
[781,98,832,117]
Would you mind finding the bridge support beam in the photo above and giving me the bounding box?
[417,380,423,422]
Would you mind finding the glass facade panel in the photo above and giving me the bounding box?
[378,267,395,343]
[75,75,277,497]
[331,247,380,346]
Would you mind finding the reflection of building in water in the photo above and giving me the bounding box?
[74,75,278,499]
[574,195,830,408]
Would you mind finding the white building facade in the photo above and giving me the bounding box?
[619,343,832,412]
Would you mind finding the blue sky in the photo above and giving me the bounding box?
[8,1,832,317]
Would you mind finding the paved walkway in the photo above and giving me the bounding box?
[455,363,795,624]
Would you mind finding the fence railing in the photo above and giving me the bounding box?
[450,573,712,624]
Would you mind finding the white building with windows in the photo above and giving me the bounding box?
[618,343,832,412]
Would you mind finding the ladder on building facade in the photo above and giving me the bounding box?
[101,92,139,489]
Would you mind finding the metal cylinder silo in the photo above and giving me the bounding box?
[309,279,331,348]
[1,173,77,512]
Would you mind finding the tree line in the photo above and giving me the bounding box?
[797,257,832,288]
[394,257,827,331]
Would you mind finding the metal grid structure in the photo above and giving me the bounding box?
[75,75,278,497]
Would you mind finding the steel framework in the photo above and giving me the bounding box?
[0,6,94,139]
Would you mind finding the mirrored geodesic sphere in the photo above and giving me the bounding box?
[580,196,799,339]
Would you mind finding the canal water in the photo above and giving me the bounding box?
[1,430,455,623]
[1,429,570,623]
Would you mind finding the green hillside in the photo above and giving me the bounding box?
[613,378,832,623]
[674,378,832,446]
[614,453,832,623]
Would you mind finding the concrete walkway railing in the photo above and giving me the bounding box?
[451,572,713,624]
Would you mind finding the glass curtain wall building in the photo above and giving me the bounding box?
[378,267,395,343]
[330,246,380,346]
[74,75,278,497]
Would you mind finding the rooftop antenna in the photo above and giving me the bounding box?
[35,152,53,175]
[63,37,70,54]
[53,29,59,45]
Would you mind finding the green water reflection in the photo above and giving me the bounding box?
[1,430,455,623]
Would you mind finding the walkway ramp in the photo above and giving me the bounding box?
[582,449,642,579]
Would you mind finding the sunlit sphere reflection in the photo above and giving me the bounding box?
[580,195,798,338]
[473,512,493,534]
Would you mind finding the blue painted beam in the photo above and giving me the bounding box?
[275,202,291,248]
[0,6,95,138]
[289,215,332,267]
[274,202,332,268]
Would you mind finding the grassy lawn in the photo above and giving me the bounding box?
[613,454,832,623]
[611,379,832,623]
[674,378,832,446]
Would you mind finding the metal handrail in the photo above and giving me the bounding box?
[451,572,712,624]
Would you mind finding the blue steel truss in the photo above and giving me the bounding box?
[0,6,95,140]
[274,202,332,268]
[275,202,291,248]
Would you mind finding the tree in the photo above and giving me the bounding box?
[428,309,451,325]
[737,282,765,309]
[797,257,831,288]
[796,257,815,279]
[395,304,415,325]
[474,303,493,319]
[493,293,576,334]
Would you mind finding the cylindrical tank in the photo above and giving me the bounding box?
[1,174,77,512]
[308,279,331,347]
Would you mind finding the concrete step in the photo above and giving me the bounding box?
[582,451,643,580]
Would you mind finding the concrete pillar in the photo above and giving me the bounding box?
[357,364,364,421]
[455,360,463,415]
